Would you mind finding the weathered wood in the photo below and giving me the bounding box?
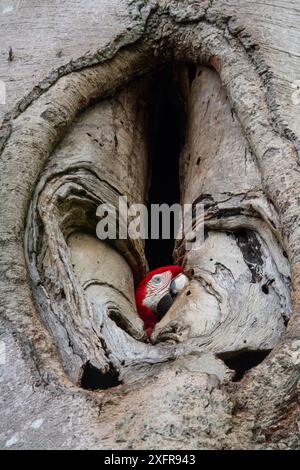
[1,0,300,450]
[1,0,300,138]
[24,79,152,383]
[155,66,291,357]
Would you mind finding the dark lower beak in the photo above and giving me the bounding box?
[156,293,174,319]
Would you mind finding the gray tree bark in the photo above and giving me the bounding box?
[1,0,300,450]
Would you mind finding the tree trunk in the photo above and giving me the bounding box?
[1,0,300,450]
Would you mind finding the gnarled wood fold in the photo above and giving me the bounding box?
[155,66,291,358]
[1,0,300,449]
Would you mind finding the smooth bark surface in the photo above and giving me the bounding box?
[1,0,300,449]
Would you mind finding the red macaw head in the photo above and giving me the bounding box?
[135,265,189,337]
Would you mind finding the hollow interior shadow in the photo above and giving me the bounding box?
[219,350,271,382]
[145,64,186,269]
[81,362,122,390]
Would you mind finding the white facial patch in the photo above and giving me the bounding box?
[143,270,172,311]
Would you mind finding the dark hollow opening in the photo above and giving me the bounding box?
[219,350,271,382]
[80,361,122,390]
[145,64,186,270]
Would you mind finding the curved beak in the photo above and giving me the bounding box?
[156,273,190,319]
[169,273,190,298]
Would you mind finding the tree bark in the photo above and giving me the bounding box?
[1,0,300,450]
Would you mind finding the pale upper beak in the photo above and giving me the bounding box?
[169,273,190,298]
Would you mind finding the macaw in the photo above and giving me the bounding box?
[135,265,189,337]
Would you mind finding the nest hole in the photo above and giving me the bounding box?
[219,350,271,382]
[80,362,122,390]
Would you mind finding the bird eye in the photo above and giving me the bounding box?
[152,275,161,284]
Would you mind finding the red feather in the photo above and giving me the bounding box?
[135,265,183,337]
